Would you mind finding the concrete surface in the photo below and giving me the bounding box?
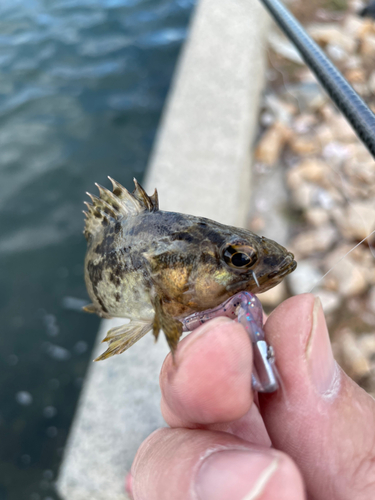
[57,1,271,498]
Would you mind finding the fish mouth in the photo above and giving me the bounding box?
[269,252,297,280]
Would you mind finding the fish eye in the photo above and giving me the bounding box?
[222,244,258,269]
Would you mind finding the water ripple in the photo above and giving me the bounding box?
[50,59,126,79]
[78,35,132,57]
[0,0,195,493]
[137,27,187,47]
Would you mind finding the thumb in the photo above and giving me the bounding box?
[260,294,375,500]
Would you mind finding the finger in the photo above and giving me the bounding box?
[160,317,253,426]
[261,293,375,500]
[130,427,305,500]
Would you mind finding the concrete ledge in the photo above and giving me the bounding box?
[57,1,270,498]
[146,0,270,226]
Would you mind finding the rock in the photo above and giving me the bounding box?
[344,67,366,84]
[287,158,331,189]
[287,260,323,295]
[316,290,341,314]
[358,332,375,360]
[342,14,365,39]
[319,101,337,119]
[291,225,337,258]
[296,68,318,83]
[343,143,375,186]
[337,328,371,379]
[305,207,330,226]
[367,285,375,314]
[289,135,321,155]
[322,141,351,164]
[315,9,345,23]
[288,182,318,210]
[325,112,359,142]
[332,200,375,241]
[368,70,375,93]
[254,121,291,166]
[263,94,297,124]
[288,181,336,211]
[281,82,327,112]
[349,244,375,267]
[327,42,348,62]
[324,245,368,297]
[260,111,275,127]
[357,18,375,39]
[321,275,338,292]
[315,123,336,147]
[258,281,286,308]
[268,32,304,64]
[352,82,370,96]
[360,34,375,56]
[344,53,363,71]
[342,246,375,288]
[308,23,357,53]
[292,113,318,134]
[287,158,341,210]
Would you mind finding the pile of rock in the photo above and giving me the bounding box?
[252,0,375,394]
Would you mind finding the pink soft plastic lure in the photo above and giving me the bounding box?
[182,292,278,393]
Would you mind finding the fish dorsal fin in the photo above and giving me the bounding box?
[132,178,159,211]
[83,178,159,241]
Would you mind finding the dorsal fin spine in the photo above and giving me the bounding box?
[86,192,117,219]
[132,178,154,211]
[84,178,159,241]
[150,188,159,211]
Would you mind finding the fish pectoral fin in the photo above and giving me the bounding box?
[82,303,97,314]
[95,320,152,361]
[153,297,183,356]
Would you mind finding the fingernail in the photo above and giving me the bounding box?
[179,317,233,355]
[195,449,278,500]
[306,297,337,394]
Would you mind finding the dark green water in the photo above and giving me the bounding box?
[0,1,195,498]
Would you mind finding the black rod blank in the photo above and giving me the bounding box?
[259,0,375,159]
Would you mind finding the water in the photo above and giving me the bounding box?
[0,1,195,498]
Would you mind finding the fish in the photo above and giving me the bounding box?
[83,178,297,361]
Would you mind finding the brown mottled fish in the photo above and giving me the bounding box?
[83,178,296,361]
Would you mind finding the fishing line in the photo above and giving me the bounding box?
[309,230,375,293]
[266,50,303,114]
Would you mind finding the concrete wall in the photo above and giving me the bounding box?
[57,1,270,498]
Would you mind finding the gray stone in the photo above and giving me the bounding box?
[267,31,304,64]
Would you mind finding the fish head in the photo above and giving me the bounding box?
[185,223,297,310]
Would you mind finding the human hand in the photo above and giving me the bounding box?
[127,294,375,500]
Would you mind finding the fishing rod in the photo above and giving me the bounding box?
[259,0,375,159]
